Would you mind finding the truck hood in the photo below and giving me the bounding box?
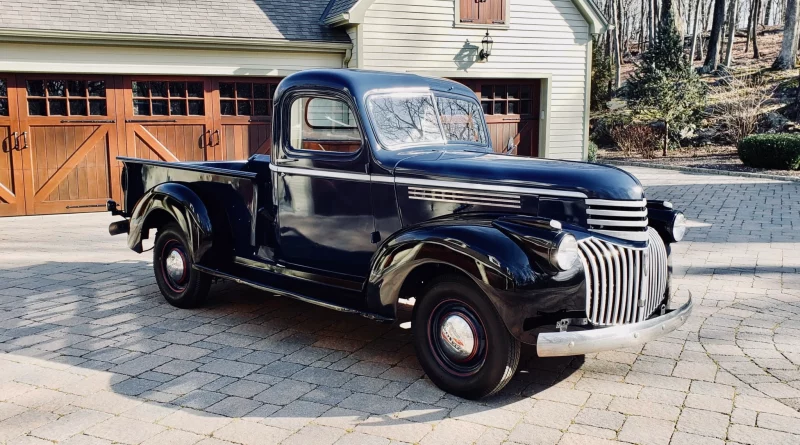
[392,149,645,201]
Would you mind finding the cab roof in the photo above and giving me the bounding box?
[275,69,477,102]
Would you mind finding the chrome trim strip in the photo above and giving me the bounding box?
[396,177,588,198]
[271,164,371,182]
[585,198,647,207]
[587,218,649,227]
[586,209,648,217]
[269,164,589,198]
[536,296,693,357]
[589,230,650,242]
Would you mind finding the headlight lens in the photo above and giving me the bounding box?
[672,212,687,242]
[553,234,579,271]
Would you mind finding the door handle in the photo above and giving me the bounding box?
[18,132,28,150]
[8,131,19,152]
[212,129,220,147]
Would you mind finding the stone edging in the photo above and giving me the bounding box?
[599,159,800,183]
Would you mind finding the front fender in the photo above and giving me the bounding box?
[365,217,586,340]
[127,182,213,262]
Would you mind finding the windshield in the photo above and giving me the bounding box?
[366,92,488,149]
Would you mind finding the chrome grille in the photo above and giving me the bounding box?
[578,228,668,325]
[408,187,521,209]
[586,198,649,242]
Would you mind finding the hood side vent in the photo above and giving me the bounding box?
[408,187,521,209]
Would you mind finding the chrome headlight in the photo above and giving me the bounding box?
[552,233,579,271]
[672,212,687,242]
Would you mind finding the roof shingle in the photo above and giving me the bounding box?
[0,0,350,43]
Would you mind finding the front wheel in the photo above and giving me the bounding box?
[412,276,520,399]
[153,223,211,309]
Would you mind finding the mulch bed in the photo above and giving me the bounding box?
[598,146,800,178]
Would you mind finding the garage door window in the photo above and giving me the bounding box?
[219,81,275,117]
[132,81,204,116]
[26,79,107,116]
[0,79,7,116]
[480,83,533,116]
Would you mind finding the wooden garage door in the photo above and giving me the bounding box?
[210,78,278,160]
[122,77,214,163]
[0,76,27,216]
[17,75,117,215]
[456,79,541,157]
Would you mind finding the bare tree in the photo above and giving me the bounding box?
[690,0,704,61]
[752,0,762,57]
[745,0,753,50]
[764,0,773,24]
[773,0,798,68]
[703,0,727,72]
[611,0,623,88]
[724,0,740,65]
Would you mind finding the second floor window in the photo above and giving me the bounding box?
[459,0,506,25]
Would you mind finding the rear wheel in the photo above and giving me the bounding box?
[153,223,211,308]
[412,275,520,399]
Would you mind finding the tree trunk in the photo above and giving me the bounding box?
[663,121,669,156]
[725,0,740,65]
[703,0,727,71]
[773,0,798,68]
[640,0,646,50]
[690,0,704,61]
[611,0,622,88]
[764,0,773,24]
[753,0,762,57]
[746,0,753,51]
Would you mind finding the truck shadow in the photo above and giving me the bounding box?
[0,260,583,428]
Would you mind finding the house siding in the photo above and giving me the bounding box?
[355,0,591,160]
[0,43,345,76]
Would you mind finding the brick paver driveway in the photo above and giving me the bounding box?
[1,166,799,445]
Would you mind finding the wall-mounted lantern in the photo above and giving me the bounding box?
[479,30,493,62]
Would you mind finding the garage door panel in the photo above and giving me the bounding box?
[0,76,26,217]
[30,124,110,205]
[131,123,206,162]
[220,122,271,160]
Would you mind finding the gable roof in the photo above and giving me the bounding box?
[0,0,350,43]
[322,0,608,33]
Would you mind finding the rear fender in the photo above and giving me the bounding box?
[127,182,213,262]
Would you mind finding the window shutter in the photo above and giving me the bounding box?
[460,0,480,22]
[479,0,506,24]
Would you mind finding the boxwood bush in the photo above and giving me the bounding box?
[738,134,800,170]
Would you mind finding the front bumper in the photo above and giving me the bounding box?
[536,295,693,357]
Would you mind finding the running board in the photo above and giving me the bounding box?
[192,264,393,323]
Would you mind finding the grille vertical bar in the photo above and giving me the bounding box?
[578,228,669,326]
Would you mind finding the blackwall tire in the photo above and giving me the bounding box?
[412,275,520,399]
[153,223,211,309]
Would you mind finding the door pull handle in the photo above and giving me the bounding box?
[19,132,28,150]
[9,131,19,152]
[212,129,220,147]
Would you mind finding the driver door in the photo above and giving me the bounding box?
[274,93,376,279]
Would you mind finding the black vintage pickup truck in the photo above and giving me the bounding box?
[108,69,692,399]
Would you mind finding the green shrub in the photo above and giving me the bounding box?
[738,134,800,170]
[587,142,598,162]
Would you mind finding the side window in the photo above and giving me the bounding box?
[436,95,488,144]
[289,96,361,153]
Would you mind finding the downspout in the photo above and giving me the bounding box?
[343,48,353,68]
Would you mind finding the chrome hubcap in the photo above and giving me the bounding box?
[439,314,476,362]
[165,249,186,282]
